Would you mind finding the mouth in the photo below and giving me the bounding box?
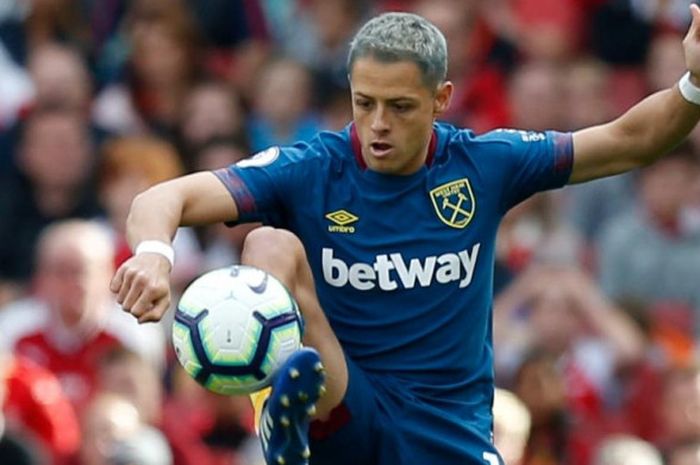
[369,141,394,158]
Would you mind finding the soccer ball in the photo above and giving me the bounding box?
[172,265,303,395]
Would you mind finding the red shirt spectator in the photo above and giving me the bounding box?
[3,355,80,464]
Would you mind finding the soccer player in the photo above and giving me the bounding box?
[111,9,700,465]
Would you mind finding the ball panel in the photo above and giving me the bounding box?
[206,373,267,396]
[200,307,262,365]
[178,268,237,315]
[172,321,203,375]
[260,323,302,375]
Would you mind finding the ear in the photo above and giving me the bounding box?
[433,81,454,116]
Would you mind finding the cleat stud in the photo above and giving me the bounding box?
[298,391,309,402]
[280,395,290,408]
[276,455,286,465]
[314,361,324,372]
[306,405,317,416]
[289,368,300,379]
[302,447,311,459]
[318,385,327,397]
[280,416,291,427]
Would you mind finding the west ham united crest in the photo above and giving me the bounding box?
[429,179,476,229]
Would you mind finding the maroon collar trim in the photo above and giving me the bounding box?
[350,124,438,170]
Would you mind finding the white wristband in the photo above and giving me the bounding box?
[679,72,700,105]
[135,240,175,268]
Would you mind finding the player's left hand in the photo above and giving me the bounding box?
[684,4,700,83]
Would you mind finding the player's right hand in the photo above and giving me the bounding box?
[110,253,172,324]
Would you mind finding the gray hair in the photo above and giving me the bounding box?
[348,12,448,90]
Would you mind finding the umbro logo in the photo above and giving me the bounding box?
[325,209,358,233]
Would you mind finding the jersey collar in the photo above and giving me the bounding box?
[350,123,438,170]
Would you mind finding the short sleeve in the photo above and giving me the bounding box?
[212,144,320,227]
[476,129,573,212]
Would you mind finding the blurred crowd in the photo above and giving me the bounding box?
[1,0,700,464]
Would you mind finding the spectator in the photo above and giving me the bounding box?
[93,0,201,137]
[0,220,164,409]
[508,60,568,131]
[598,142,700,336]
[646,33,687,93]
[1,350,78,465]
[27,42,93,114]
[247,58,321,152]
[495,265,645,385]
[561,57,633,244]
[495,192,582,288]
[0,41,107,208]
[177,81,246,171]
[105,426,174,465]
[659,365,700,450]
[564,58,614,131]
[162,366,262,465]
[21,0,92,61]
[96,349,219,465]
[512,350,573,465]
[493,388,531,465]
[511,0,586,62]
[191,136,249,173]
[98,135,203,291]
[594,435,663,465]
[413,0,511,133]
[496,265,646,464]
[78,393,172,465]
[0,108,100,286]
[562,57,636,253]
[97,348,163,426]
[274,0,369,93]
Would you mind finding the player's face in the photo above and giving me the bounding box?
[350,56,452,175]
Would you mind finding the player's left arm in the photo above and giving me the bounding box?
[570,4,700,184]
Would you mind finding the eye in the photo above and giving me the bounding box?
[355,99,372,110]
[392,102,412,113]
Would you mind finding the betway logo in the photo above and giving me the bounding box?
[321,244,481,291]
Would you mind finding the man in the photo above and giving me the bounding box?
[112,9,700,465]
[1,349,79,464]
[0,108,100,287]
[0,220,165,409]
[598,142,700,324]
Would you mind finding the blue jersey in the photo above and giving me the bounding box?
[215,122,572,404]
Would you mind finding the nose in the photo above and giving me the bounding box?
[370,106,390,133]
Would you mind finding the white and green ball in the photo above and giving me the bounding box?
[172,265,303,395]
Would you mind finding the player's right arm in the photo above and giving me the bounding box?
[110,172,238,323]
